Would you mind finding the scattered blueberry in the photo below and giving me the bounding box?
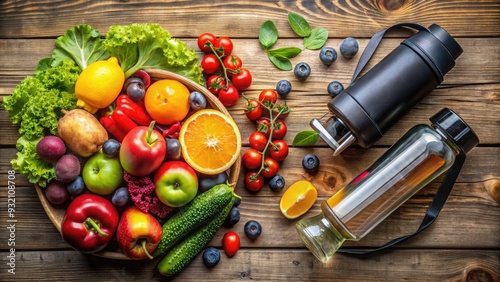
[294,62,311,81]
[327,81,344,97]
[244,220,262,240]
[166,138,182,160]
[189,91,207,111]
[269,174,285,192]
[203,247,221,268]
[340,37,359,59]
[276,80,292,97]
[111,187,130,207]
[124,77,146,102]
[302,154,320,173]
[198,172,229,193]
[102,139,121,157]
[224,206,240,227]
[233,197,241,207]
[67,176,85,196]
[319,47,338,65]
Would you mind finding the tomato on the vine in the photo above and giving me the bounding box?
[231,68,252,91]
[258,89,278,104]
[206,75,226,96]
[223,55,242,76]
[261,157,279,178]
[223,231,240,257]
[249,131,267,152]
[201,54,220,75]
[272,119,287,140]
[242,148,262,170]
[218,85,239,107]
[215,36,234,56]
[270,140,289,161]
[244,99,262,121]
[244,171,264,192]
[197,33,217,53]
[256,118,271,138]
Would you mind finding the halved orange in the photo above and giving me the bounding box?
[280,180,318,219]
[179,109,241,175]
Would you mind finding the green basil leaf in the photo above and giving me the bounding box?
[293,130,319,146]
[259,20,278,49]
[268,54,292,71]
[268,47,302,59]
[304,27,328,50]
[288,12,311,37]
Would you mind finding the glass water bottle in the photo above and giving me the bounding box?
[296,108,479,263]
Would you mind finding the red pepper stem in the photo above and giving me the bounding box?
[141,240,153,260]
[146,121,158,145]
[84,217,108,237]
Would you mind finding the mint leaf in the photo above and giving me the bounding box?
[288,12,311,37]
[268,54,292,71]
[259,20,279,49]
[268,47,302,59]
[304,27,328,50]
[293,130,319,146]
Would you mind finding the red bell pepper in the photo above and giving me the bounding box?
[61,194,119,253]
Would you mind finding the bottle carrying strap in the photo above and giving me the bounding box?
[338,153,467,255]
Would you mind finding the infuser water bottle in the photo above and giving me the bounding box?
[311,24,463,156]
[296,108,479,263]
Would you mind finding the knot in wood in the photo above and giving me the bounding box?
[376,0,412,12]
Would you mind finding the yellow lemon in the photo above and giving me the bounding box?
[280,180,318,219]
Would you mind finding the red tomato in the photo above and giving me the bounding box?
[197,33,217,53]
[270,140,289,161]
[223,55,242,76]
[215,36,234,56]
[249,131,268,152]
[201,54,220,75]
[206,75,226,96]
[242,148,262,170]
[218,85,239,107]
[261,157,279,178]
[272,119,287,140]
[244,99,262,121]
[223,231,240,257]
[244,171,264,192]
[231,68,252,91]
[256,118,271,138]
[258,89,278,104]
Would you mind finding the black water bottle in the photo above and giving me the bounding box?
[311,23,463,156]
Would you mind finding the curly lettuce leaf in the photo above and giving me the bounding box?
[102,23,203,84]
[11,137,56,187]
[51,24,109,70]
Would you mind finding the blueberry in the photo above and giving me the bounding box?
[189,91,207,111]
[67,176,85,196]
[233,197,241,207]
[124,77,146,102]
[111,187,130,207]
[327,81,344,97]
[166,138,182,160]
[244,220,262,240]
[224,206,240,227]
[203,247,221,268]
[302,154,320,173]
[198,172,229,193]
[340,37,359,59]
[269,174,285,192]
[102,139,121,157]
[319,47,338,65]
[276,80,292,97]
[294,62,311,81]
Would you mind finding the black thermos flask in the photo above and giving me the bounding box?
[311,24,463,156]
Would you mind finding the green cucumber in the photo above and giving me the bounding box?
[157,197,235,277]
[152,183,236,258]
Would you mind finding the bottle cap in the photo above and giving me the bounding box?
[428,24,463,60]
[430,108,479,153]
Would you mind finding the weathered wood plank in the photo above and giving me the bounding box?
[0,0,499,38]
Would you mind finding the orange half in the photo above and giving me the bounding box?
[280,180,318,219]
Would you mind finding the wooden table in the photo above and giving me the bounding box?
[1,1,499,281]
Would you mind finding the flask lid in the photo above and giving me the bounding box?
[429,108,479,153]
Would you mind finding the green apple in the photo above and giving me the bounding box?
[83,150,123,195]
[154,161,198,208]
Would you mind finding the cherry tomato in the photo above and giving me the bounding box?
[261,157,279,179]
[270,140,289,161]
[256,118,271,138]
[244,171,265,192]
[223,231,240,257]
[231,68,253,91]
[244,99,262,121]
[258,89,278,104]
[201,54,220,75]
[223,55,242,76]
[242,148,263,170]
[197,33,217,53]
[249,131,268,152]
[215,36,234,56]
[218,85,239,107]
[206,75,226,96]
[272,119,287,140]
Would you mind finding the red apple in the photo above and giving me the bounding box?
[116,206,162,259]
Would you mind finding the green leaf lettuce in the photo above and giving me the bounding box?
[11,137,56,188]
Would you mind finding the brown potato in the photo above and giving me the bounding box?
[57,109,108,157]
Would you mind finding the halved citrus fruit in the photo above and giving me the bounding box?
[179,109,241,175]
[280,180,318,219]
